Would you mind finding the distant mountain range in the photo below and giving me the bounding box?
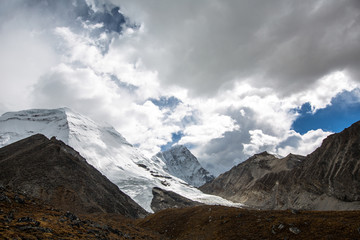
[0,108,239,212]
[200,121,360,210]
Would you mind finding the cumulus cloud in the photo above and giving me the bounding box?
[277,129,331,157]
[185,81,338,175]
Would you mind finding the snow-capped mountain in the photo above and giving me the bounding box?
[0,108,241,212]
[154,145,214,187]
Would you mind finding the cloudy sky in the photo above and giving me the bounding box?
[1,0,360,175]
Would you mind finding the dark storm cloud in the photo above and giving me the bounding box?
[115,0,360,96]
[198,107,255,175]
[260,0,360,93]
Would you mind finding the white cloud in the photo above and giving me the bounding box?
[54,27,102,66]
[180,113,239,146]
[0,19,57,111]
[243,129,279,156]
[289,71,358,111]
[277,129,331,157]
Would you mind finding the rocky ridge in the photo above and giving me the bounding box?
[200,121,360,210]
[0,134,147,218]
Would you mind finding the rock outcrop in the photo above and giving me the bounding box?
[151,187,202,212]
[0,134,147,218]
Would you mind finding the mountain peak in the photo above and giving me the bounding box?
[154,145,214,187]
[255,151,272,156]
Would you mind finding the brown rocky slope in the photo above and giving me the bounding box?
[0,134,147,218]
[3,186,360,239]
[200,121,360,210]
[0,186,161,239]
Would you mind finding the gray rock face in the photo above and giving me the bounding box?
[200,151,304,208]
[154,145,214,187]
[200,121,360,210]
[151,187,201,212]
[0,134,147,218]
[294,121,360,202]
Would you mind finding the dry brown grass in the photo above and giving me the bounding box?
[137,205,360,240]
[0,187,162,239]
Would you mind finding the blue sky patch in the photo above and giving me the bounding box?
[150,96,182,110]
[160,132,184,151]
[292,89,360,134]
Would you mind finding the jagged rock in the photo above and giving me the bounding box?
[289,227,301,234]
[17,216,36,223]
[278,223,285,230]
[64,211,79,221]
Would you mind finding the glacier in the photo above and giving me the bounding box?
[0,108,242,212]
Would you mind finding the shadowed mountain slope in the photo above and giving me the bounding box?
[0,134,147,218]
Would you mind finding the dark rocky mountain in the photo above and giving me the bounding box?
[151,187,201,212]
[200,121,360,210]
[200,152,304,205]
[0,134,147,218]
